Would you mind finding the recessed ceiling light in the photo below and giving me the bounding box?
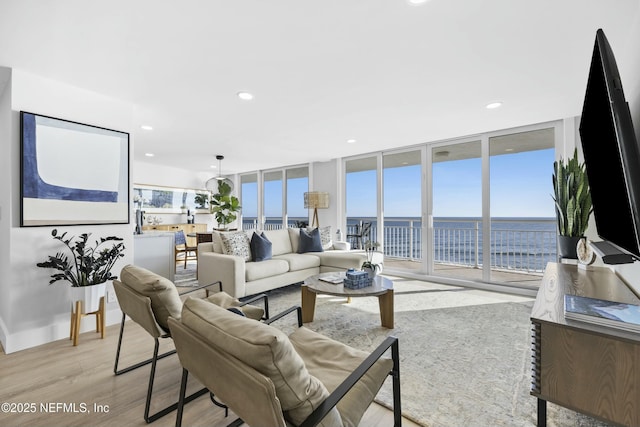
[347,139,357,144]
[237,91,254,100]
[210,165,217,168]
[141,125,153,130]
[486,102,503,109]
[408,0,429,4]
[144,153,154,157]
[505,148,514,152]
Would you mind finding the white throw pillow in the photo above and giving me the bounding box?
[220,231,252,261]
[317,226,333,250]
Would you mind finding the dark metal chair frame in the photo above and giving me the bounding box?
[113,280,269,423]
[346,221,372,249]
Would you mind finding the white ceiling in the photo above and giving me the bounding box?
[1,0,639,177]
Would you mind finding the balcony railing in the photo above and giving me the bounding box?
[241,217,557,274]
[347,217,557,274]
[242,217,306,231]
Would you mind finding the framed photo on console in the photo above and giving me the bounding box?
[20,111,130,226]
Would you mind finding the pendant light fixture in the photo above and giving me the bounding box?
[205,155,234,193]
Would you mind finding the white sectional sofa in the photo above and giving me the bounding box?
[197,228,383,298]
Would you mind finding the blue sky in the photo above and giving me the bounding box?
[245,148,556,219]
[347,148,555,218]
[242,176,308,218]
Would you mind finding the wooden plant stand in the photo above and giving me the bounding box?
[70,296,105,346]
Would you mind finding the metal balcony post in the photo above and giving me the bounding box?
[475,220,480,268]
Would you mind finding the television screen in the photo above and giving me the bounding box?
[579,29,640,262]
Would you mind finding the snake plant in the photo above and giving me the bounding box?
[552,148,593,237]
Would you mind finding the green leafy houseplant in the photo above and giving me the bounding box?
[552,148,593,237]
[37,229,126,287]
[210,180,241,230]
[361,240,381,274]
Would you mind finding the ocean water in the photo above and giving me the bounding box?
[243,217,558,272]
[351,217,557,272]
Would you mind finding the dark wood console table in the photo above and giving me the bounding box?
[531,262,640,427]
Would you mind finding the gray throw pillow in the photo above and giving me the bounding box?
[250,232,273,262]
[297,228,324,253]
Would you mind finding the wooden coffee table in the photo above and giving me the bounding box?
[301,272,394,328]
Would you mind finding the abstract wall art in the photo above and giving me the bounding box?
[20,111,130,226]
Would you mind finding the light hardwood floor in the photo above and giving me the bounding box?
[0,318,419,427]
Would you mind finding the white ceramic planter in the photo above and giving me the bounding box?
[70,283,106,313]
[363,266,377,279]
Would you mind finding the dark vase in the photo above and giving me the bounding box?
[558,235,581,259]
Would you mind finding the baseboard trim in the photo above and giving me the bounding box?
[2,307,122,354]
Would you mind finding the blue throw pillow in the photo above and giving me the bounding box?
[250,232,272,262]
[297,227,324,253]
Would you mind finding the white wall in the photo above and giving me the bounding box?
[134,160,208,190]
[1,69,135,353]
[612,13,640,286]
[133,160,215,229]
[0,67,12,348]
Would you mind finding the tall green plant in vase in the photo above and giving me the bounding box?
[552,148,593,259]
[210,180,241,230]
[37,229,125,313]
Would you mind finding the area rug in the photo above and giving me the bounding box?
[174,266,610,426]
[261,278,612,427]
[174,261,199,287]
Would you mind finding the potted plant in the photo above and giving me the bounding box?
[552,148,593,259]
[37,229,125,312]
[361,240,381,278]
[210,180,241,230]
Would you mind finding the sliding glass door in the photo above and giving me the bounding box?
[345,157,378,249]
[369,124,557,288]
[383,150,423,272]
[426,128,555,286]
[488,128,555,284]
[430,140,483,281]
[286,167,309,228]
[263,171,283,229]
[240,173,258,230]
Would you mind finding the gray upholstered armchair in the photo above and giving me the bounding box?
[169,297,401,427]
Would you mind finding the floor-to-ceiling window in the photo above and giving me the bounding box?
[263,170,284,229]
[241,166,309,231]
[240,173,258,230]
[488,128,555,284]
[430,140,483,281]
[345,156,378,249]
[383,149,423,271]
[286,167,309,227]
[343,122,558,289]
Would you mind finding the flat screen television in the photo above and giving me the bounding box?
[579,29,640,263]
